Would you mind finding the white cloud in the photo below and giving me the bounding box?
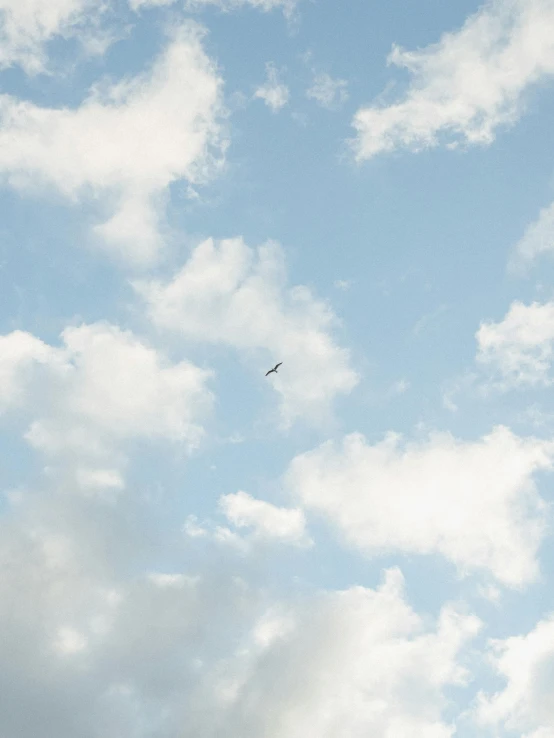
[195,568,481,737]
[183,513,255,554]
[0,322,213,470]
[182,514,210,538]
[476,300,554,388]
[131,0,297,14]
[136,237,358,426]
[182,491,312,551]
[219,491,312,546]
[286,425,554,587]
[255,62,289,112]
[212,524,251,552]
[147,572,199,588]
[0,23,226,266]
[352,0,554,160]
[477,582,503,604]
[475,615,554,736]
[0,330,63,411]
[0,0,108,74]
[511,200,554,270]
[0,465,481,738]
[75,467,126,497]
[184,517,252,554]
[307,72,348,110]
[55,625,88,655]
[0,481,253,738]
[447,299,554,409]
[386,378,411,398]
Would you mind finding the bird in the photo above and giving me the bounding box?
[265,362,282,377]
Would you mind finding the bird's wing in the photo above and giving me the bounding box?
[275,362,282,369]
[265,369,274,376]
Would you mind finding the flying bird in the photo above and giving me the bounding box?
[265,362,282,377]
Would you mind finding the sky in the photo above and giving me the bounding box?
[2,0,554,735]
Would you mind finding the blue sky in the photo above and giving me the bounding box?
[2,0,554,735]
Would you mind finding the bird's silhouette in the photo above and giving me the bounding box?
[265,362,282,377]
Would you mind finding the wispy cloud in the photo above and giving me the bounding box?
[307,72,348,110]
[412,304,449,337]
[131,0,298,16]
[476,300,554,389]
[255,62,290,112]
[510,200,554,271]
[0,0,111,74]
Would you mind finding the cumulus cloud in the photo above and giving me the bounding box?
[307,72,349,110]
[0,0,110,74]
[0,322,213,474]
[0,330,63,411]
[0,462,481,738]
[0,477,260,738]
[219,491,312,546]
[511,200,554,270]
[0,23,226,266]
[352,0,554,160]
[475,615,554,736]
[183,491,311,552]
[476,300,554,389]
[136,237,358,425]
[254,62,290,112]
[443,300,554,407]
[190,568,481,738]
[286,425,554,587]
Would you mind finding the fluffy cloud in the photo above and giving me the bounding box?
[183,491,311,551]
[0,479,259,738]
[219,491,311,546]
[476,300,554,388]
[0,0,109,74]
[191,568,481,738]
[254,62,290,112]
[475,615,554,736]
[0,23,225,265]
[352,0,554,160]
[511,201,554,270]
[307,72,349,110]
[136,237,358,425]
[286,425,554,587]
[0,463,481,738]
[0,322,213,471]
[0,330,63,411]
